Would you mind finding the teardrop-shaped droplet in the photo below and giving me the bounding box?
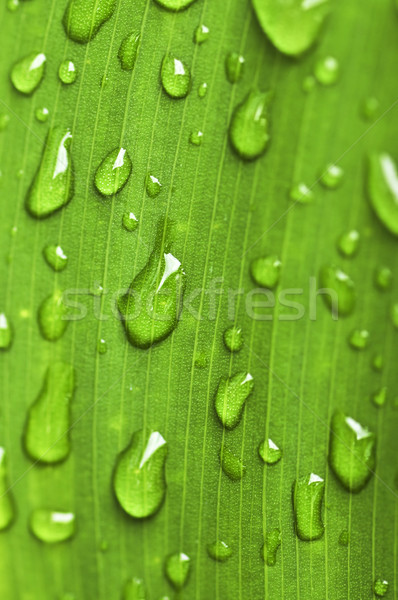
[337,230,360,257]
[259,438,282,465]
[118,33,141,71]
[290,182,314,204]
[43,245,68,271]
[161,54,191,99]
[38,289,69,342]
[348,328,369,350]
[368,153,398,236]
[320,163,344,189]
[35,106,49,123]
[0,448,16,531]
[165,553,191,590]
[329,411,376,492]
[252,0,330,56]
[314,56,340,86]
[372,386,387,408]
[229,91,272,161]
[63,0,116,44]
[319,265,356,316]
[207,540,232,562]
[146,174,162,197]
[223,325,243,352]
[154,0,197,11]
[194,24,209,44]
[26,127,74,219]
[262,528,281,566]
[122,577,146,600]
[215,372,254,429]
[113,429,167,518]
[118,234,186,349]
[338,529,349,546]
[225,52,245,84]
[29,509,76,543]
[58,60,77,84]
[293,473,325,541]
[372,353,384,372]
[122,212,139,232]
[10,52,46,95]
[94,147,132,197]
[250,255,281,289]
[374,266,393,290]
[220,447,246,481]
[198,82,208,98]
[24,362,75,464]
[0,313,13,350]
[374,579,389,597]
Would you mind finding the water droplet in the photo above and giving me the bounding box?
[122,211,139,232]
[117,233,186,348]
[391,303,398,328]
[43,245,68,272]
[154,0,197,10]
[0,113,10,131]
[194,24,209,44]
[230,90,272,161]
[99,539,109,552]
[26,127,74,219]
[165,553,191,590]
[337,229,360,257]
[361,96,379,121]
[113,429,167,518]
[35,106,49,123]
[372,353,384,372]
[258,438,282,465]
[290,182,314,204]
[207,540,232,562]
[319,265,356,316]
[29,509,76,543]
[97,338,107,354]
[198,82,208,98]
[194,351,208,369]
[118,33,141,71]
[368,153,398,236]
[189,130,203,146]
[122,577,146,600]
[146,173,162,198]
[262,528,281,566]
[24,362,75,464]
[338,529,349,546]
[215,372,254,429]
[63,0,116,44]
[0,313,13,350]
[38,289,69,342]
[10,52,46,95]
[0,448,16,530]
[94,147,132,196]
[374,579,389,597]
[252,0,330,56]
[329,411,376,492]
[293,473,325,541]
[374,266,393,290]
[320,164,344,189]
[58,60,77,85]
[7,0,19,12]
[372,386,387,408]
[314,56,339,86]
[223,326,243,352]
[250,255,281,289]
[161,54,191,99]
[220,447,246,481]
[349,329,369,350]
[225,52,245,83]
[302,75,316,93]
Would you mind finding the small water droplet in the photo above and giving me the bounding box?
[368,153,398,236]
[220,446,246,481]
[223,325,243,352]
[259,438,282,465]
[338,529,349,546]
[229,90,272,161]
[374,266,393,290]
[26,127,74,219]
[122,211,139,232]
[372,386,387,408]
[215,372,254,429]
[118,33,141,71]
[319,265,356,316]
[391,303,398,328]
[58,60,77,85]
[194,351,208,369]
[337,229,360,257]
[225,52,245,83]
[207,540,232,562]
[161,54,191,99]
[63,0,116,44]
[360,96,379,121]
[99,539,109,552]
[10,52,46,95]
[262,528,281,566]
[198,82,208,98]
[373,579,389,597]
[146,173,162,198]
[29,509,76,543]
[0,448,16,531]
[302,75,316,93]
[24,362,75,463]
[38,289,69,342]
[349,329,369,351]
[320,164,344,189]
[290,182,314,204]
[372,353,384,372]
[165,553,191,590]
[189,130,203,146]
[250,255,281,289]
[314,56,340,86]
[113,429,167,518]
[0,313,13,350]
[293,473,325,541]
[43,245,68,272]
[35,106,49,123]
[0,113,10,131]
[122,577,146,600]
[94,147,132,196]
[194,24,209,44]
[329,411,376,492]
[97,338,107,354]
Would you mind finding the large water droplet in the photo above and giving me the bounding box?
[223,325,243,352]
[329,411,376,492]
[374,579,389,597]
[319,265,356,316]
[314,56,340,86]
[10,52,46,95]
[0,313,13,350]
[38,290,69,342]
[94,147,132,197]
[337,230,360,257]
[215,372,254,429]
[113,429,167,518]
[154,0,197,11]
[348,328,369,350]
[58,60,77,85]
[26,127,74,219]
[293,473,325,541]
[63,0,116,44]
[29,509,76,543]
[229,91,272,161]
[161,54,191,99]
[258,438,282,465]
[225,52,245,84]
[252,0,330,56]
[262,528,281,566]
[220,447,246,481]
[207,540,232,562]
[43,245,68,271]
[250,255,281,288]
[0,448,16,531]
[368,153,398,236]
[24,362,75,464]
[118,33,141,71]
[165,553,191,590]
[122,577,146,600]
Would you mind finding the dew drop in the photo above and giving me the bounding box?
[259,438,282,465]
[250,255,281,289]
[225,52,245,84]
[337,230,360,257]
[194,351,208,369]
[122,577,146,600]
[372,353,384,372]
[122,211,139,232]
[26,127,74,219]
[24,362,75,464]
[374,579,389,597]
[329,411,376,492]
[146,173,162,198]
[0,113,10,131]
[198,82,208,98]
[374,266,393,290]
[0,448,16,531]
[29,509,76,543]
[7,0,19,12]
[113,429,167,518]
[0,313,13,350]
[118,33,141,71]
[293,473,325,541]
[360,96,379,121]
[391,303,398,328]
[319,265,356,317]
[58,60,77,84]
[165,553,191,590]
[229,90,272,161]
[338,529,349,546]
[194,24,209,44]
[97,338,107,354]
[161,54,191,99]
[348,329,369,351]
[314,56,339,86]
[320,163,344,189]
[290,182,314,204]
[262,528,281,566]
[207,540,232,562]
[35,106,49,123]
[372,386,387,408]
[189,130,203,146]
[43,245,68,272]
[215,372,254,429]
[368,153,398,236]
[38,289,69,342]
[223,325,243,353]
[63,0,116,44]
[94,147,132,197]
[220,447,246,481]
[154,0,197,10]
[10,52,46,95]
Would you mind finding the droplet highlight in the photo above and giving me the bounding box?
[0,313,13,350]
